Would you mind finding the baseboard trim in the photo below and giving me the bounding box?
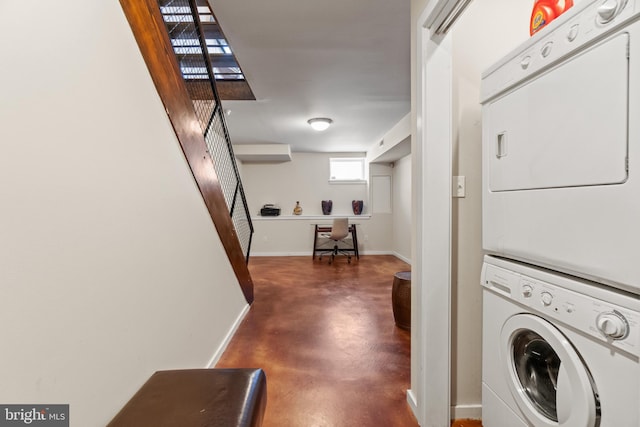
[251,250,397,257]
[206,303,251,368]
[451,404,482,420]
[251,251,311,257]
[393,251,411,265]
[407,389,420,424]
[362,250,395,255]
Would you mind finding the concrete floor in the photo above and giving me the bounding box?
[216,255,417,426]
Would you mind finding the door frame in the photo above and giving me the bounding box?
[410,3,454,426]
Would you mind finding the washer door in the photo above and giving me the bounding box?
[500,314,601,427]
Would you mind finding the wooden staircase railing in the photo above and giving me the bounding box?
[120,0,254,303]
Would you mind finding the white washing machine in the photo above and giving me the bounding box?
[481,255,640,427]
[481,0,640,294]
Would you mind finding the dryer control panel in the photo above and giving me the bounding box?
[483,262,640,357]
[481,0,639,103]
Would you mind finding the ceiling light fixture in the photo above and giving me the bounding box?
[307,117,333,131]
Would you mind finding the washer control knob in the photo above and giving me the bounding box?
[567,24,579,42]
[522,285,533,298]
[596,312,628,339]
[520,56,532,70]
[597,0,619,23]
[541,292,553,306]
[541,42,553,58]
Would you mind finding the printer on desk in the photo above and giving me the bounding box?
[260,204,281,216]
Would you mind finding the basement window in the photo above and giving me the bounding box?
[329,158,366,183]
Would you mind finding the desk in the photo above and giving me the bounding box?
[312,223,359,260]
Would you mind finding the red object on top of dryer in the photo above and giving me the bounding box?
[530,0,574,35]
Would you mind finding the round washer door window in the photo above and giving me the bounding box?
[512,329,560,420]
[500,314,600,427]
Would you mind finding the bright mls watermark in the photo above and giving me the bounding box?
[0,405,68,426]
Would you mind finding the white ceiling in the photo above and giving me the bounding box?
[210,0,411,153]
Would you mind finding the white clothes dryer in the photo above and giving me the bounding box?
[481,255,640,427]
[481,0,640,294]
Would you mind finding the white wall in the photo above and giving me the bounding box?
[450,0,530,417]
[366,113,411,163]
[410,0,531,420]
[241,153,395,255]
[393,155,412,263]
[242,152,368,216]
[0,2,248,425]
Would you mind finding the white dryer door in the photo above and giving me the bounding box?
[484,32,629,192]
[500,314,600,427]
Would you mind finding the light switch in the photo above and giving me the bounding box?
[453,176,466,198]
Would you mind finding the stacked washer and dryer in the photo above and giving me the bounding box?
[480,0,640,426]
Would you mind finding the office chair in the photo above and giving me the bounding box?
[320,218,352,264]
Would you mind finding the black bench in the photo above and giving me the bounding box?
[108,368,267,427]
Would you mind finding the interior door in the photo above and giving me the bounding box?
[485,33,629,192]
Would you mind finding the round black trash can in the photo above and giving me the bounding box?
[392,271,411,330]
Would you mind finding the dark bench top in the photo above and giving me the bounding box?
[108,368,267,427]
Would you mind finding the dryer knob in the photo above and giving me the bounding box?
[541,292,553,306]
[597,0,619,23]
[522,285,533,298]
[596,312,628,339]
[567,24,579,42]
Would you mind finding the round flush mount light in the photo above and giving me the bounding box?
[307,117,333,131]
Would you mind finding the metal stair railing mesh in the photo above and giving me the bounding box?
[159,0,253,262]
